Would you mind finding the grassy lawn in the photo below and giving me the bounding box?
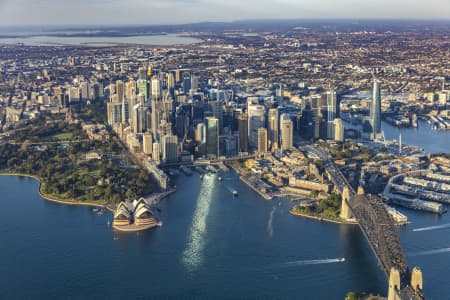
[51,132,75,141]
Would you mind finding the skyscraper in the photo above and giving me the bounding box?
[125,79,137,100]
[370,81,382,139]
[334,118,344,142]
[132,104,147,134]
[137,78,148,101]
[268,108,279,150]
[162,134,178,163]
[167,72,175,98]
[116,80,125,103]
[210,100,223,132]
[247,104,265,149]
[152,142,161,162]
[151,99,160,140]
[206,117,219,158]
[143,133,153,155]
[151,78,162,100]
[323,90,337,139]
[195,123,206,144]
[258,128,268,154]
[281,114,293,151]
[121,98,129,124]
[237,114,249,153]
[302,95,322,139]
[107,102,122,126]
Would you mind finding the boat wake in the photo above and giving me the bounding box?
[265,258,346,270]
[267,206,276,238]
[409,247,450,257]
[412,223,450,232]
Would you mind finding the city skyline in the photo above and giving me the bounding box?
[0,0,450,26]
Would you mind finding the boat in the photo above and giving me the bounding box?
[92,208,99,213]
[218,176,223,181]
[338,258,346,262]
[232,189,238,197]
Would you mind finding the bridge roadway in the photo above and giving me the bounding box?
[304,146,423,299]
[159,155,256,168]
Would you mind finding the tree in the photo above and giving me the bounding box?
[345,292,357,300]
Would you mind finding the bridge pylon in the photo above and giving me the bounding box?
[340,186,352,220]
[357,185,365,195]
[411,267,423,293]
[388,268,402,300]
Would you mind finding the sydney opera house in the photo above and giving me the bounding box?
[113,198,159,231]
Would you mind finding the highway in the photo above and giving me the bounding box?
[304,145,355,195]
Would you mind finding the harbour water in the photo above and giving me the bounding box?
[0,34,201,46]
[1,123,449,299]
[345,119,449,154]
[382,120,449,154]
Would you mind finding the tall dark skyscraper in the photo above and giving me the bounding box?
[237,114,249,153]
[206,117,219,158]
[370,81,382,139]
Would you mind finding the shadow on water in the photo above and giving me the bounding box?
[338,224,387,294]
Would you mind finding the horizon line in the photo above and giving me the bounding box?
[1,17,450,28]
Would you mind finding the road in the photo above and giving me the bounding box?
[304,145,355,195]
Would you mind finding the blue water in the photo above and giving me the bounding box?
[0,174,385,299]
[345,120,450,154]
[1,121,449,299]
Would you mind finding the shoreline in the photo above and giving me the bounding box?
[0,172,114,212]
[228,164,273,200]
[0,172,174,233]
[290,209,358,225]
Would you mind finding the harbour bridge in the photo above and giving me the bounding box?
[305,146,424,300]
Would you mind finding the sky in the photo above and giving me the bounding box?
[0,0,449,26]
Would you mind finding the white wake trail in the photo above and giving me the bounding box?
[280,258,345,267]
[261,258,346,270]
[413,223,450,232]
[409,248,450,257]
[267,206,276,238]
